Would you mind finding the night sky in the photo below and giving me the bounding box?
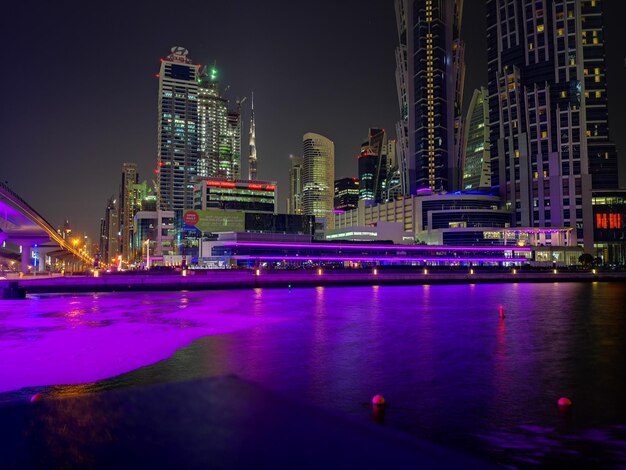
[2,0,625,241]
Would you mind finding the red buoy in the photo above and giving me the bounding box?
[499,305,505,319]
[558,397,572,407]
[372,394,385,406]
[30,393,43,403]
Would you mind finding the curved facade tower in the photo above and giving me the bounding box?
[302,133,335,228]
[248,93,257,180]
[462,88,490,191]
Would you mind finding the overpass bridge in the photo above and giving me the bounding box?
[0,181,94,273]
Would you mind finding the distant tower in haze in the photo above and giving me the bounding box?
[395,0,465,194]
[248,93,257,180]
[303,133,335,227]
[288,155,304,215]
[157,46,199,210]
[461,88,490,191]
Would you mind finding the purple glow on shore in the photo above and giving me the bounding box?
[224,242,532,252]
[233,255,528,263]
[0,292,285,393]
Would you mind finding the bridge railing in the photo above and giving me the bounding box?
[0,181,94,265]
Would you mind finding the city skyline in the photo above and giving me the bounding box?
[2,0,626,241]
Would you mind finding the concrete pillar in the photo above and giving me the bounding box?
[21,245,31,274]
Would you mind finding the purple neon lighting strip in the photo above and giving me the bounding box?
[222,242,532,252]
[232,256,528,263]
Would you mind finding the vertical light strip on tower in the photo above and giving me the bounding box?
[248,92,257,180]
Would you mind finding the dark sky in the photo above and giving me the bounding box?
[1,1,624,241]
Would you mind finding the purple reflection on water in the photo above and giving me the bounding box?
[1,282,626,465]
[0,292,285,393]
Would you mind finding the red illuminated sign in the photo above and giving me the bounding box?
[596,213,623,229]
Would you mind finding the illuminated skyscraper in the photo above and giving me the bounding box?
[197,65,242,180]
[119,163,138,258]
[197,65,227,178]
[486,0,608,249]
[288,155,303,215]
[461,88,490,190]
[302,133,334,227]
[334,177,360,211]
[358,128,388,204]
[157,46,199,211]
[581,0,618,190]
[395,0,465,194]
[248,93,257,180]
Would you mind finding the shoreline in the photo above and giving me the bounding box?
[2,269,626,294]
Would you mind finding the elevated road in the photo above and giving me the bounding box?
[0,181,94,272]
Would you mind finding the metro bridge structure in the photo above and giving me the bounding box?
[0,182,94,273]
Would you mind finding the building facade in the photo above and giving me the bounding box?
[157,47,199,211]
[487,0,596,250]
[287,155,303,215]
[358,128,388,204]
[334,177,360,212]
[193,178,277,214]
[302,133,335,228]
[119,163,138,259]
[395,0,465,194]
[581,0,619,190]
[462,88,491,190]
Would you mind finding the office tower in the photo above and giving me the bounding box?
[197,65,242,181]
[581,0,618,189]
[302,133,335,227]
[197,65,228,178]
[224,110,242,180]
[358,128,388,203]
[119,163,138,258]
[334,177,360,211]
[288,155,304,215]
[395,0,465,194]
[248,93,257,180]
[487,0,594,248]
[101,196,119,264]
[462,88,490,190]
[157,46,199,211]
[193,178,276,214]
[385,139,404,201]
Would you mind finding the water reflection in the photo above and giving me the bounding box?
[1,283,626,466]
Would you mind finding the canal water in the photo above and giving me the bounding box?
[1,282,626,466]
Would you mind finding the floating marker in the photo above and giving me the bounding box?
[372,394,386,406]
[558,397,572,407]
[30,393,43,403]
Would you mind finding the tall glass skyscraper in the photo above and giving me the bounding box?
[487,0,601,249]
[157,47,199,211]
[197,65,242,181]
[302,133,334,228]
[287,155,303,215]
[462,88,490,191]
[395,0,465,194]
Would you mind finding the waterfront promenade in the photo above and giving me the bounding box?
[2,268,625,294]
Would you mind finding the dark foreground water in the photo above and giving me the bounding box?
[2,282,626,466]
